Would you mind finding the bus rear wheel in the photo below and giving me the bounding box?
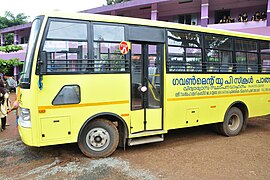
[218,107,244,137]
[78,119,119,158]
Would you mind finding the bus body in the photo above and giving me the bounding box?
[18,12,270,157]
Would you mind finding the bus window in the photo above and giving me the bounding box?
[167,30,202,72]
[93,24,128,73]
[260,41,270,73]
[235,39,258,73]
[41,20,88,73]
[205,35,233,72]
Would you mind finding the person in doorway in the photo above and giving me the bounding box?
[0,80,11,131]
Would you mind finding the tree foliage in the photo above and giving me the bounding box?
[106,0,130,5]
[0,45,23,53]
[0,11,29,45]
[0,44,24,74]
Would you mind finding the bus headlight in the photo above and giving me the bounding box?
[19,108,31,128]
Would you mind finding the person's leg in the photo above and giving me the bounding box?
[1,117,6,130]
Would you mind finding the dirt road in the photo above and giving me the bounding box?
[0,94,269,179]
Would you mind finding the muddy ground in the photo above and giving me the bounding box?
[0,94,269,180]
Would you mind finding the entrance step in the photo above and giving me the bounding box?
[127,134,164,146]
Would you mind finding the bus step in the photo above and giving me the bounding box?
[128,135,164,146]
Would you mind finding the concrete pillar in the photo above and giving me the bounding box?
[151,3,158,20]
[267,0,270,26]
[14,66,18,81]
[14,31,19,45]
[0,34,5,46]
[201,0,209,27]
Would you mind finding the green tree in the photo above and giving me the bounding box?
[0,11,29,45]
[106,0,130,5]
[0,44,24,74]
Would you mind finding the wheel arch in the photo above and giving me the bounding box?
[225,101,249,131]
[78,112,129,148]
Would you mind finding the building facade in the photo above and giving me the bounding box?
[1,0,270,77]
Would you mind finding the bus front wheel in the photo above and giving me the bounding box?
[78,119,119,158]
[218,107,244,137]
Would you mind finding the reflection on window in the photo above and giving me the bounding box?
[53,85,80,105]
[42,20,89,73]
[93,24,128,73]
[93,42,128,72]
[47,21,87,40]
[205,35,232,50]
[94,24,124,42]
[260,41,270,73]
[168,31,201,47]
[206,50,233,72]
[235,39,258,73]
[44,41,88,72]
[167,31,202,72]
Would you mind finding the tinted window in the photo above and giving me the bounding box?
[47,21,87,40]
[53,85,80,105]
[167,30,202,72]
[205,35,232,50]
[94,24,124,41]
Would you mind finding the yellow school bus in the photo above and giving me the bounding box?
[18,12,270,157]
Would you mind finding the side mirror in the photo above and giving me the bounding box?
[39,51,47,75]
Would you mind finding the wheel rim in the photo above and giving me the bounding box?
[86,127,110,152]
[228,114,240,131]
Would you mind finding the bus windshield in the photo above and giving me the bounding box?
[21,18,42,88]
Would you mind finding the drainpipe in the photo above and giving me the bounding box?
[201,0,209,27]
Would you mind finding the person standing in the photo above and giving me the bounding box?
[0,80,11,131]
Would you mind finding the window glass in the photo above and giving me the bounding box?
[247,53,258,72]
[94,24,124,41]
[47,21,87,40]
[261,54,270,73]
[206,50,232,72]
[43,41,88,72]
[260,41,270,53]
[93,42,128,72]
[167,46,185,72]
[53,85,80,105]
[205,35,232,50]
[236,39,257,52]
[236,52,247,72]
[168,31,201,47]
[186,48,202,72]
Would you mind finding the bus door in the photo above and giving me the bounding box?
[130,43,163,133]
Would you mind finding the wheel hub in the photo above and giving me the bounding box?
[86,128,110,152]
[228,114,240,131]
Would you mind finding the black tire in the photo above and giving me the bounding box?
[218,107,244,137]
[78,119,119,158]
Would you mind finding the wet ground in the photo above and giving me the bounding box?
[0,93,269,179]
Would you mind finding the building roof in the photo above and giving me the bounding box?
[82,0,171,13]
[0,22,32,34]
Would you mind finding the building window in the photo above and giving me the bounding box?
[174,14,197,25]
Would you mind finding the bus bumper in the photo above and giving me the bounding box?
[18,125,33,146]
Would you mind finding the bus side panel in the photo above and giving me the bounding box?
[36,74,131,146]
[164,74,270,130]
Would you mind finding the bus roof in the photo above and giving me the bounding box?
[43,11,270,41]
